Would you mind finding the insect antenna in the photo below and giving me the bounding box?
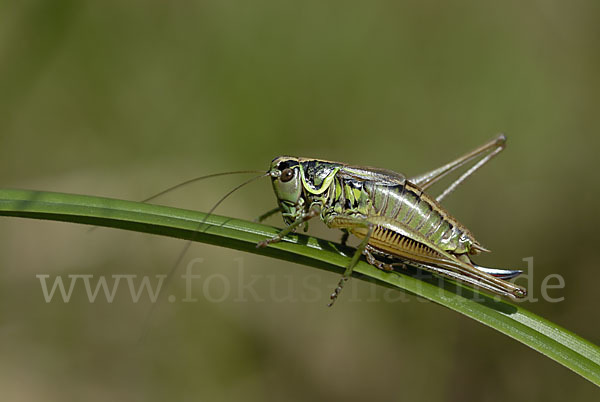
[87,170,264,233]
[138,171,269,342]
[140,170,266,203]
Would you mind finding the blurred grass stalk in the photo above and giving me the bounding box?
[1,188,599,386]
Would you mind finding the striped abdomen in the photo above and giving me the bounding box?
[364,181,480,255]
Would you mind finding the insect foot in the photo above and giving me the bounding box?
[327,277,348,307]
[256,237,279,248]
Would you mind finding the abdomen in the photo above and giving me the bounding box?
[364,181,479,255]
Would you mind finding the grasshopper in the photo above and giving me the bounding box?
[256,134,527,305]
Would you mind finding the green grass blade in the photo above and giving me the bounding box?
[1,188,599,385]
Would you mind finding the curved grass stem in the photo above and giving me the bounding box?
[1,188,599,386]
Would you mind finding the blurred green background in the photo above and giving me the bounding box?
[1,1,599,401]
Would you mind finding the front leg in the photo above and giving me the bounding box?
[256,207,319,248]
[253,207,281,223]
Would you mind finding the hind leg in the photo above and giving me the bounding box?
[363,245,408,272]
[363,246,395,271]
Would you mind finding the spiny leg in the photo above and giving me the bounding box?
[409,134,506,202]
[328,225,374,307]
[256,208,319,248]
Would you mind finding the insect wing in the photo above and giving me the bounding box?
[338,165,407,186]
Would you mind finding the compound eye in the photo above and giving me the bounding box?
[280,168,295,183]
